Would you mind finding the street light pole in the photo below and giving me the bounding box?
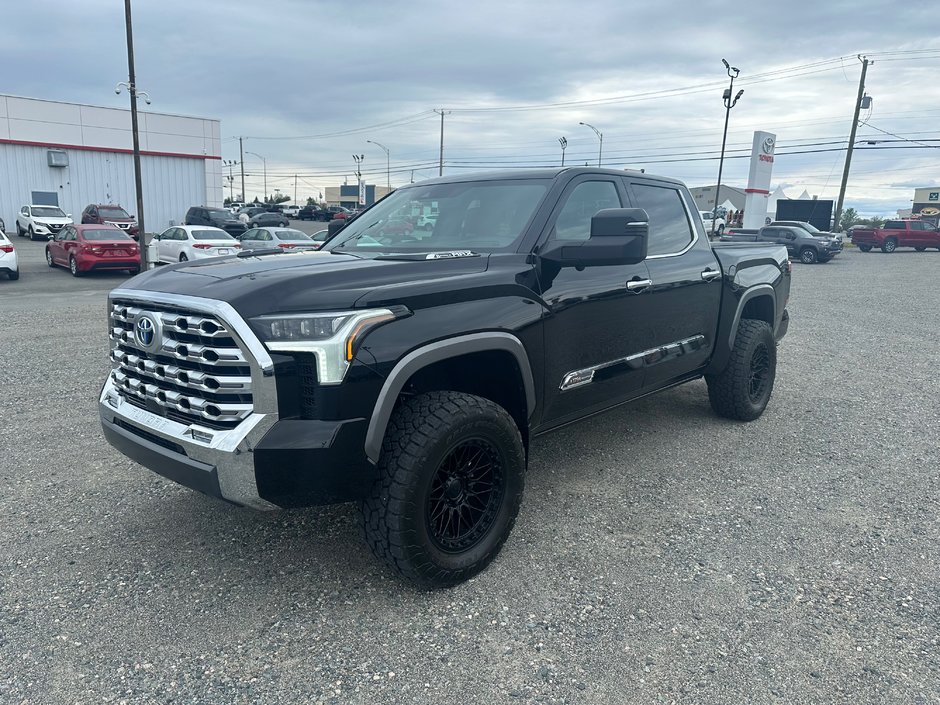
[352,154,365,207]
[713,59,743,238]
[367,139,390,191]
[558,137,567,166]
[247,151,266,201]
[579,122,603,167]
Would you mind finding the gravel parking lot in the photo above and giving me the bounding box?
[1,240,938,704]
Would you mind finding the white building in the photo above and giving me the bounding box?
[0,94,222,233]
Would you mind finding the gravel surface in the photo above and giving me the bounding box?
[1,241,938,704]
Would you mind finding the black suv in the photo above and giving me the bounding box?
[298,205,332,221]
[100,168,791,587]
[184,206,248,237]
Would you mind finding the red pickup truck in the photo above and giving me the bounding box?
[850,219,940,253]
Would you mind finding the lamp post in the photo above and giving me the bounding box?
[558,137,567,166]
[366,140,390,192]
[224,159,239,202]
[352,154,365,207]
[246,151,266,202]
[579,122,603,167]
[712,59,743,237]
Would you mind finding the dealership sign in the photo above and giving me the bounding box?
[742,131,777,228]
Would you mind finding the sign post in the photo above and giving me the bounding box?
[743,131,776,229]
[358,180,366,207]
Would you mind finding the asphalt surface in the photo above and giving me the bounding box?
[1,238,938,704]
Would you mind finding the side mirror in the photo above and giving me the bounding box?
[540,208,649,267]
[67,214,72,218]
[327,218,347,238]
[48,235,54,241]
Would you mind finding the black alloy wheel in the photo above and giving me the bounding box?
[427,438,505,553]
[747,342,771,405]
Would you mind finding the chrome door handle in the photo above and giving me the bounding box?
[626,278,653,291]
[701,269,722,281]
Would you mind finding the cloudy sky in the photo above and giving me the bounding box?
[4,0,939,215]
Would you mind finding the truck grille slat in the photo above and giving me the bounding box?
[109,300,254,429]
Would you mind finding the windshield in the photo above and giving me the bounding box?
[83,228,132,241]
[273,229,311,241]
[98,206,132,219]
[32,206,66,218]
[327,179,549,252]
[192,229,234,240]
[207,209,233,221]
[796,222,821,233]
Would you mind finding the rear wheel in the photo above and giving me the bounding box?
[16,223,24,237]
[69,256,83,277]
[882,238,898,253]
[858,244,872,252]
[45,249,55,267]
[362,391,526,588]
[179,253,188,262]
[706,319,777,422]
[799,247,818,264]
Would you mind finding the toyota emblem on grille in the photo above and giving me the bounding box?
[134,315,159,349]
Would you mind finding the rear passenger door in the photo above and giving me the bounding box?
[624,179,722,390]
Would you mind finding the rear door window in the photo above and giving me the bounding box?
[628,183,694,256]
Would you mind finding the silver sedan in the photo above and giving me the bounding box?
[239,227,321,251]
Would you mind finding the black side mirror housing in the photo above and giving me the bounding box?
[540,208,649,267]
[327,218,347,238]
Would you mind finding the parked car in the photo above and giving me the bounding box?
[248,212,290,228]
[45,224,140,277]
[153,225,241,263]
[310,229,329,247]
[16,204,73,240]
[0,217,6,234]
[81,203,140,240]
[239,227,319,251]
[0,230,19,280]
[700,210,726,235]
[850,219,940,253]
[228,202,246,214]
[184,206,248,237]
[280,205,301,219]
[298,205,332,221]
[99,166,792,588]
[720,225,842,263]
[237,206,267,223]
[769,220,841,242]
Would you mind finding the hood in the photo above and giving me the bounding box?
[124,250,491,319]
[35,216,72,224]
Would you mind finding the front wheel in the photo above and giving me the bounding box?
[362,391,526,588]
[882,239,898,253]
[799,247,818,264]
[858,244,872,252]
[28,226,36,241]
[706,319,777,422]
[179,253,188,262]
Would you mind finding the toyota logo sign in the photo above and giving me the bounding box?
[135,315,158,349]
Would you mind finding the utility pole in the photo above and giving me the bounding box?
[121,0,148,269]
[239,137,245,206]
[713,59,743,237]
[434,108,450,176]
[558,137,567,166]
[294,174,297,203]
[833,55,871,233]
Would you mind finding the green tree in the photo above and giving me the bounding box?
[223,197,232,206]
[839,207,860,231]
[870,216,885,229]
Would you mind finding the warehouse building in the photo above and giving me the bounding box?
[324,184,393,210]
[0,94,222,234]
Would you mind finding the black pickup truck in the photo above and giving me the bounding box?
[99,168,791,587]
[720,223,843,263]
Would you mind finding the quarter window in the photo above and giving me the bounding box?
[630,184,694,256]
[550,180,621,241]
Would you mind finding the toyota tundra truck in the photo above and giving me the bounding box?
[99,168,791,587]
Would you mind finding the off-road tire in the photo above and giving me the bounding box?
[799,247,818,264]
[706,319,776,422]
[882,238,898,253]
[858,244,872,252]
[361,391,526,588]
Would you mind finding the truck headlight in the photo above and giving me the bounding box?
[250,308,400,383]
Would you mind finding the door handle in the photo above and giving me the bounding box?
[626,278,653,291]
[701,268,722,281]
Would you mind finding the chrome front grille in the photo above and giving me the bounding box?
[109,300,254,429]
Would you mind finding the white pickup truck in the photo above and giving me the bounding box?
[700,210,726,236]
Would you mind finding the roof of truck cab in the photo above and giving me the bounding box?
[399,167,686,188]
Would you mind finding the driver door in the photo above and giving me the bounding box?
[50,226,70,264]
[537,177,654,427]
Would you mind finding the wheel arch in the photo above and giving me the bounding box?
[364,333,536,464]
[728,285,776,349]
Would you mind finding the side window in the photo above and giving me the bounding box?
[631,183,694,256]
[65,228,76,241]
[550,180,621,241]
[22,206,29,216]
[242,229,257,239]
[911,221,928,231]
[884,220,903,230]
[178,229,189,241]
[258,230,272,241]
[759,228,776,239]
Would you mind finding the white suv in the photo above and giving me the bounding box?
[16,205,73,241]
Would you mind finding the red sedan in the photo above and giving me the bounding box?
[46,224,140,276]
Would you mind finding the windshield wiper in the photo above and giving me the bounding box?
[237,247,283,258]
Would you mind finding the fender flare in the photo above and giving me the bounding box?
[364,332,536,464]
[728,284,776,348]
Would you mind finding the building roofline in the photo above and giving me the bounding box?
[0,93,218,124]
